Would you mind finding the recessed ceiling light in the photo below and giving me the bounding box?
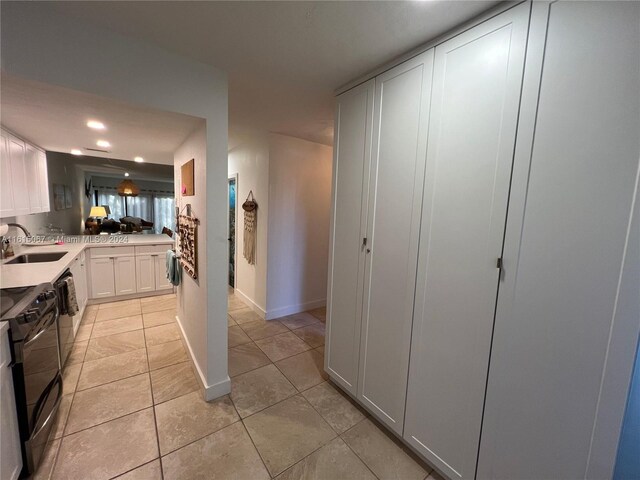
[96,140,111,148]
[124,172,130,177]
[134,156,144,163]
[71,149,82,155]
[87,120,105,130]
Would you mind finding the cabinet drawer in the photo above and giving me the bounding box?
[135,244,171,256]
[89,246,135,258]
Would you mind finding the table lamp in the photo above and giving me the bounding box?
[89,206,108,225]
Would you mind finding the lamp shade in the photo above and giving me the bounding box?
[89,206,108,218]
[101,205,111,215]
[117,179,140,197]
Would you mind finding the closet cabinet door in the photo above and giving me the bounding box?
[358,49,433,434]
[325,79,374,395]
[403,4,529,479]
[478,2,640,479]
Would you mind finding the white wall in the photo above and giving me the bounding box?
[174,124,213,391]
[227,134,270,315]
[227,133,332,319]
[266,134,332,318]
[1,2,230,398]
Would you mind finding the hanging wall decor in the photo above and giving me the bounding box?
[242,190,258,265]
[178,213,198,279]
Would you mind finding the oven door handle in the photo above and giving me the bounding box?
[23,303,59,349]
[30,373,63,441]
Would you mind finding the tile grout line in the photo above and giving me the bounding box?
[227,312,337,479]
[142,317,166,480]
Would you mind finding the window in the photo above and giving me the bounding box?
[95,188,175,234]
[154,196,176,233]
[96,190,125,221]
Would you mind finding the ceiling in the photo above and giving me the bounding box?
[0,73,204,165]
[48,1,501,147]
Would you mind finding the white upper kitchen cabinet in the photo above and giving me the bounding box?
[7,133,29,216]
[358,48,433,435]
[24,143,42,213]
[0,130,15,217]
[0,128,49,217]
[325,79,375,396]
[403,3,529,478]
[477,2,640,479]
[37,151,50,212]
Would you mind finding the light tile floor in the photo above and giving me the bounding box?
[32,291,438,480]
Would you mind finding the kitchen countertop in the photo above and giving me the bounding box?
[0,234,174,289]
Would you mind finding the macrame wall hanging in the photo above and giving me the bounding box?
[242,191,258,265]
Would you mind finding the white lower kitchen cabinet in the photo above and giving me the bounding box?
[136,245,172,293]
[1,327,22,480]
[90,245,172,300]
[89,257,116,298]
[154,254,172,291]
[135,255,156,293]
[68,252,88,332]
[114,256,136,296]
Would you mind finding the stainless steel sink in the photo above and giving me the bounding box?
[5,252,67,264]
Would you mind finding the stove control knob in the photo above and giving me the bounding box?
[45,290,56,300]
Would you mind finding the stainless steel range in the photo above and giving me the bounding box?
[1,283,61,478]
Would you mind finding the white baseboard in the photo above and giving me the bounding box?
[266,298,326,320]
[234,288,267,319]
[175,314,230,401]
[203,376,232,401]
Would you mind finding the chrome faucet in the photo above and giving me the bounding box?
[7,223,32,238]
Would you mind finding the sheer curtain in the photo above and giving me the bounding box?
[125,194,152,221]
[153,196,175,233]
[97,190,125,221]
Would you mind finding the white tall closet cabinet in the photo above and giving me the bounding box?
[326,1,640,479]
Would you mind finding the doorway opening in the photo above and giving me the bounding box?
[228,174,237,288]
